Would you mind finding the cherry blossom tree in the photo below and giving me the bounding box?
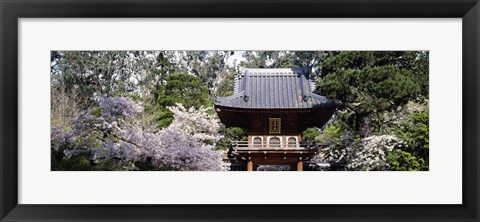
[313,128,403,171]
[54,96,146,167]
[52,96,223,171]
[346,135,401,170]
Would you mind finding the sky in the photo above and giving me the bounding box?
[226,51,246,68]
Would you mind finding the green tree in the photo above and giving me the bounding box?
[56,51,134,100]
[317,51,427,134]
[389,111,429,170]
[152,73,212,128]
[177,51,232,90]
[215,69,238,97]
[215,127,248,151]
[309,51,429,171]
[388,149,427,171]
[302,128,321,143]
[239,51,330,78]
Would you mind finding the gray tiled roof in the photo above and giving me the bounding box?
[214,68,339,109]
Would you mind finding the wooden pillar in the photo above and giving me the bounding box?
[247,161,253,171]
[297,161,303,171]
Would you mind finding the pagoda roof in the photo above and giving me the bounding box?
[214,68,339,110]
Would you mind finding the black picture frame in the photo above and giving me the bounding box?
[1,0,479,221]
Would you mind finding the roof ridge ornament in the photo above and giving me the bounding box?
[243,70,249,102]
[299,70,308,102]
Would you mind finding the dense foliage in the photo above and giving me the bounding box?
[313,51,429,171]
[215,127,248,151]
[389,111,429,170]
[150,73,212,128]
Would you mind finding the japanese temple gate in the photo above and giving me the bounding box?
[214,68,339,171]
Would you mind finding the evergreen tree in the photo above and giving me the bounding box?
[317,51,427,133]
[152,73,211,128]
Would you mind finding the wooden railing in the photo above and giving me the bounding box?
[232,141,320,150]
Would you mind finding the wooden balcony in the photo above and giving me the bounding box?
[231,141,321,171]
[232,141,319,151]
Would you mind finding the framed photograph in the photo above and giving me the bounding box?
[1,0,479,221]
